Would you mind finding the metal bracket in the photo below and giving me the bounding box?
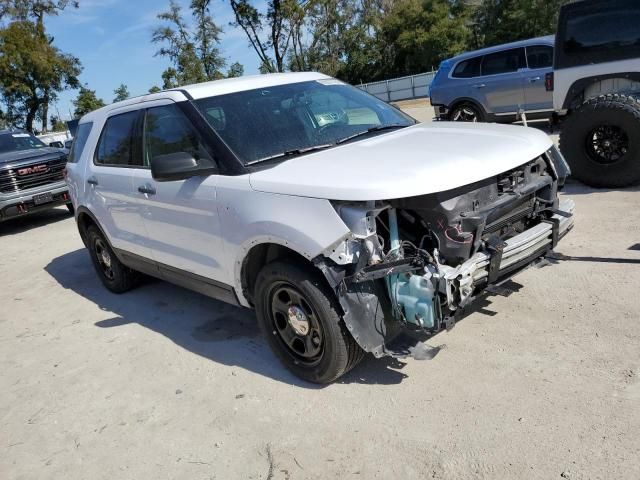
[547,207,573,218]
[541,217,560,249]
[485,235,508,284]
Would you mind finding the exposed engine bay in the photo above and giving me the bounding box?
[316,148,574,358]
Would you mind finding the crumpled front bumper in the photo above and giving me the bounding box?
[440,198,575,309]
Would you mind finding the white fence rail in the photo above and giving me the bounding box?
[357,71,437,102]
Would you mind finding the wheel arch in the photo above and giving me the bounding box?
[562,72,640,111]
[448,97,488,117]
[76,206,105,248]
[239,241,327,308]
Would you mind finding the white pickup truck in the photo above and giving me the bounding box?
[65,72,573,383]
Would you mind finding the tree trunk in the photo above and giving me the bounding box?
[25,103,39,133]
[41,89,50,133]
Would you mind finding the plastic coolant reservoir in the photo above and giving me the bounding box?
[389,272,437,329]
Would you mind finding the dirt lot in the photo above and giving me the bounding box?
[2,104,640,480]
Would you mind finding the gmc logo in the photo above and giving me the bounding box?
[17,165,49,176]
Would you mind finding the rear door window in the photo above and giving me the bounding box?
[526,45,553,69]
[481,48,526,76]
[452,57,481,78]
[95,111,140,166]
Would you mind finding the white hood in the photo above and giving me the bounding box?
[249,122,553,201]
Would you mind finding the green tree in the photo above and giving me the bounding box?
[226,61,244,78]
[73,85,105,118]
[380,0,472,77]
[472,0,568,48]
[229,0,300,73]
[0,0,79,132]
[152,0,226,87]
[0,20,81,132]
[49,114,67,131]
[113,83,130,103]
[148,85,162,94]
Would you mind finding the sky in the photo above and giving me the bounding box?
[46,0,263,122]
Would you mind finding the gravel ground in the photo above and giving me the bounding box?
[1,103,639,480]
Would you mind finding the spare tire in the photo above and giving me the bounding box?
[559,93,640,188]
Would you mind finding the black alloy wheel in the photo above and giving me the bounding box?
[585,124,629,165]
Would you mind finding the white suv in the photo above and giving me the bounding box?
[66,72,574,383]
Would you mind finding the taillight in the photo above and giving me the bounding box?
[545,72,554,91]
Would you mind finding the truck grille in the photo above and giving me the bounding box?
[0,157,66,194]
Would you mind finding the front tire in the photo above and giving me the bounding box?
[559,94,640,187]
[86,225,139,293]
[254,261,364,384]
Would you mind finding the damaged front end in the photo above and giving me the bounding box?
[315,148,575,358]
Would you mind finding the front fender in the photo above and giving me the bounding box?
[215,184,350,306]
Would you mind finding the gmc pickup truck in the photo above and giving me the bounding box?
[0,129,72,222]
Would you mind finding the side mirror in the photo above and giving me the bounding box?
[151,152,217,182]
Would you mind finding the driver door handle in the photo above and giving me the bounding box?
[137,184,156,195]
[87,176,98,186]
[529,76,541,83]
[473,83,486,89]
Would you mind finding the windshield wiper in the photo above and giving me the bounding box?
[335,124,409,145]
[246,144,335,166]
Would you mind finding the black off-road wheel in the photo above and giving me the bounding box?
[86,225,139,293]
[254,261,364,384]
[559,94,640,187]
[449,102,484,122]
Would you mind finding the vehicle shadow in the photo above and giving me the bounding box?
[560,181,640,196]
[0,207,72,235]
[44,248,411,387]
[547,252,640,265]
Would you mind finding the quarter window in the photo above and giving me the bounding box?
[564,8,640,54]
[481,48,526,76]
[526,45,553,69]
[95,112,138,166]
[143,104,213,167]
[67,122,93,163]
[452,57,481,78]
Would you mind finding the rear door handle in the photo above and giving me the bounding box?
[529,77,541,83]
[473,83,486,89]
[87,176,98,186]
[137,184,156,195]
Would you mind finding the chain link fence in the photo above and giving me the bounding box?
[357,71,437,102]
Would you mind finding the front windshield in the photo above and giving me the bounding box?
[194,80,415,164]
[0,132,47,155]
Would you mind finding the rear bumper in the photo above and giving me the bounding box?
[0,182,70,221]
[432,104,448,120]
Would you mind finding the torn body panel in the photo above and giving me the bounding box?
[317,150,574,358]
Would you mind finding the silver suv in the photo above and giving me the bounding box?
[430,36,555,123]
[66,72,573,383]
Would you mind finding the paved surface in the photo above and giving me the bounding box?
[1,104,640,479]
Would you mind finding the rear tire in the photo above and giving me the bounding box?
[86,225,139,293]
[559,94,640,187]
[449,102,484,122]
[254,261,364,384]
